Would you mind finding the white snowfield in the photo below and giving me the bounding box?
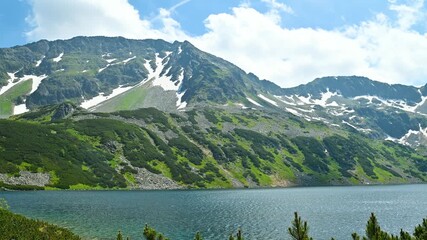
[311,90,340,107]
[285,107,303,117]
[274,95,297,106]
[258,94,278,106]
[105,58,117,63]
[98,55,137,73]
[27,75,48,94]
[342,120,372,133]
[353,90,427,114]
[386,124,427,146]
[13,103,29,115]
[122,56,136,64]
[0,73,47,96]
[237,103,249,109]
[80,85,133,109]
[151,52,184,92]
[0,72,19,95]
[52,53,64,62]
[285,90,341,107]
[35,56,45,67]
[176,90,187,110]
[81,52,189,110]
[246,97,263,107]
[0,73,47,116]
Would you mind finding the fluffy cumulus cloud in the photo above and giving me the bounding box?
[25,0,427,87]
[193,0,427,87]
[25,0,187,42]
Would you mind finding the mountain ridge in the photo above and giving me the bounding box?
[0,36,427,189]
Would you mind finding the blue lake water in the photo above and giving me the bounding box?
[1,184,427,239]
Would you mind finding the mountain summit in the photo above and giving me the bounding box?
[0,36,281,116]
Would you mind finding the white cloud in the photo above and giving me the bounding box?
[193,1,427,87]
[25,0,427,88]
[25,0,187,42]
[261,0,293,14]
[389,0,425,29]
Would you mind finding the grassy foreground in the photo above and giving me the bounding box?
[0,209,80,239]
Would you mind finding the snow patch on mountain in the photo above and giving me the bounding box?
[105,58,117,63]
[329,107,355,116]
[122,56,136,64]
[176,90,187,110]
[247,97,263,107]
[258,94,278,106]
[80,85,133,110]
[342,120,372,133]
[98,66,108,73]
[296,95,312,105]
[0,72,19,95]
[35,56,45,67]
[151,53,183,91]
[98,56,138,72]
[14,103,29,115]
[353,92,427,114]
[278,90,341,108]
[236,103,250,109]
[0,73,47,96]
[392,90,427,113]
[53,53,64,62]
[82,54,180,109]
[387,124,427,147]
[274,95,297,106]
[354,95,379,104]
[296,107,314,113]
[285,107,304,117]
[26,75,48,94]
[311,89,340,107]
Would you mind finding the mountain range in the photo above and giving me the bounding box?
[0,36,426,190]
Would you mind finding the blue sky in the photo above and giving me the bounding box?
[0,0,426,87]
[0,0,395,48]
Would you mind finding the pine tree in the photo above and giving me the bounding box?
[229,233,235,240]
[351,233,361,240]
[194,232,203,240]
[143,224,157,240]
[366,213,381,239]
[288,212,312,240]
[414,219,427,240]
[399,229,412,240]
[236,228,243,240]
[117,230,123,240]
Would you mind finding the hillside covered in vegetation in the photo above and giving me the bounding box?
[0,199,80,240]
[0,103,426,190]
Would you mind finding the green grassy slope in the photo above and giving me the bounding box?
[0,208,81,240]
[0,79,32,117]
[93,84,148,112]
[1,105,426,189]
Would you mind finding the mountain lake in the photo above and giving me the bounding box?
[1,184,426,239]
